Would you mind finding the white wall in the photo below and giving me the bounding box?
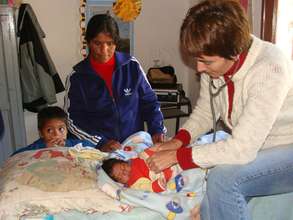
[134,0,196,136]
[134,1,190,89]
[22,0,195,142]
[23,0,82,144]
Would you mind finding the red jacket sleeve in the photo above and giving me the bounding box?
[176,144,199,170]
[174,129,191,147]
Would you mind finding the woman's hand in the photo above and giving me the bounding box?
[148,138,182,152]
[155,138,183,151]
[151,133,165,144]
[148,142,163,152]
[146,149,178,173]
[100,140,121,152]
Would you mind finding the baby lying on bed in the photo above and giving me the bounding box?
[102,131,230,193]
[102,148,182,192]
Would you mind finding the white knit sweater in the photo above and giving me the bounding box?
[182,36,293,168]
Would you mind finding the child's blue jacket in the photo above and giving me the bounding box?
[12,138,95,156]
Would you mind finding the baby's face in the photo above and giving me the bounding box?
[111,162,131,184]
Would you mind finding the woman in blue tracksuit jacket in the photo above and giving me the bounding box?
[64,14,165,152]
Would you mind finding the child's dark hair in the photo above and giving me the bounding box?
[37,106,68,130]
[102,158,127,182]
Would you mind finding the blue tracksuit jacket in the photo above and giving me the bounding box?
[64,52,164,148]
[12,138,95,156]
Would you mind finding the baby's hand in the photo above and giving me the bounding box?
[152,133,165,144]
[100,140,121,152]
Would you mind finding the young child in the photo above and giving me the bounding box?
[12,106,95,155]
[102,131,230,193]
[102,149,182,193]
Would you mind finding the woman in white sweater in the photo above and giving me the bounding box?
[147,0,293,219]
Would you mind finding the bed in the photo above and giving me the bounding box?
[0,132,292,220]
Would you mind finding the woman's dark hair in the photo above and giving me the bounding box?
[37,106,67,130]
[85,14,120,44]
[180,0,251,59]
[102,158,127,182]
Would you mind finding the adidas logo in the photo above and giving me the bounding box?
[124,88,132,96]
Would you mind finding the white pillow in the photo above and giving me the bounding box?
[0,147,122,219]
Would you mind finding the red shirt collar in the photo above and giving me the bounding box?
[224,51,248,77]
[90,55,115,68]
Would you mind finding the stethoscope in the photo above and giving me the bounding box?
[208,58,239,142]
[209,77,228,142]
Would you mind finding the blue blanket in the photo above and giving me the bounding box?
[95,131,229,220]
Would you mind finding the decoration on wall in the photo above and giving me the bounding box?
[80,0,87,58]
[112,0,142,22]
